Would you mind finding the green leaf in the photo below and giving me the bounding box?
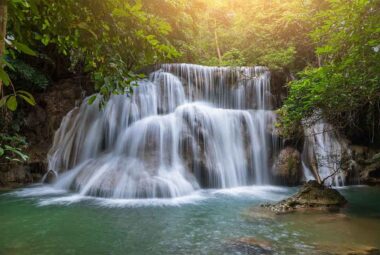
[6,96,18,111]
[41,35,50,46]
[17,94,36,106]
[0,67,11,86]
[14,42,38,56]
[87,94,97,105]
[0,147,4,157]
[17,90,31,96]
[4,145,29,161]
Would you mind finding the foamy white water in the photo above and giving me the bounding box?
[302,118,351,186]
[7,184,291,207]
[45,64,281,199]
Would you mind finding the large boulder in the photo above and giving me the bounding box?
[272,146,302,185]
[261,180,347,214]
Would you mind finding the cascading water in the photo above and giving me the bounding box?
[47,64,279,199]
[301,118,351,187]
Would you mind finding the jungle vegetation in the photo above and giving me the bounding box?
[0,0,379,161]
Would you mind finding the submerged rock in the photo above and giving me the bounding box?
[315,244,380,255]
[314,213,349,224]
[260,181,347,214]
[226,237,273,255]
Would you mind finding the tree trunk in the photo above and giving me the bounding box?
[310,152,322,184]
[213,20,222,66]
[312,162,322,184]
[0,0,8,93]
[214,30,222,65]
[317,54,321,68]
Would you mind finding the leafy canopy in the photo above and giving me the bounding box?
[280,0,380,139]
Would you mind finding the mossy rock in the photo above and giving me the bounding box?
[261,181,347,214]
[293,180,347,206]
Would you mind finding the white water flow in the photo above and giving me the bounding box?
[47,64,279,199]
[302,119,350,187]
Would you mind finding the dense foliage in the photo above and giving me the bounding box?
[279,0,380,142]
[168,0,323,70]
[0,0,180,161]
[2,0,179,105]
[0,0,379,161]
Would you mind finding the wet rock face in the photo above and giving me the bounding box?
[261,181,347,214]
[270,69,291,108]
[360,153,380,185]
[0,164,33,188]
[0,77,93,188]
[272,147,302,186]
[347,146,380,185]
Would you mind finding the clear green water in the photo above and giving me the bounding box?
[0,185,380,255]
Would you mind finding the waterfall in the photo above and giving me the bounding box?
[301,119,350,187]
[47,64,279,199]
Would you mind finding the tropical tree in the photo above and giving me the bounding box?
[280,0,380,142]
[0,0,180,161]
